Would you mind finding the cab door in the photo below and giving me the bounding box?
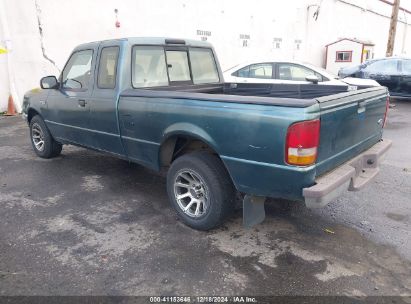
[87,41,124,155]
[46,44,98,146]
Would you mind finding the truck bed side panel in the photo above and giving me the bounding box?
[118,94,320,200]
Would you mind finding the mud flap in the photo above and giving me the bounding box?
[243,195,266,228]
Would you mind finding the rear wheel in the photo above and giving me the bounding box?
[167,152,235,230]
[30,115,62,158]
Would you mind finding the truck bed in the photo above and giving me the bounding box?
[121,81,357,107]
[120,87,315,108]
[124,83,356,99]
[118,85,388,201]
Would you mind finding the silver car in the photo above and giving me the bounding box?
[224,60,380,90]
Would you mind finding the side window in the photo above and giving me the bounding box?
[336,51,352,62]
[189,48,219,84]
[249,63,273,79]
[364,59,399,74]
[132,46,168,88]
[62,50,93,90]
[235,65,250,78]
[97,46,119,89]
[166,50,191,82]
[401,60,411,74]
[278,64,318,81]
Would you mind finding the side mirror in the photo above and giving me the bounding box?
[306,75,319,84]
[40,76,59,89]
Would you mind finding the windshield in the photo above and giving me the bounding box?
[223,64,240,73]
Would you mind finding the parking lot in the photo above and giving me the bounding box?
[0,101,410,296]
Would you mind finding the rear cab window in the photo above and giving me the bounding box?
[190,48,219,84]
[131,45,220,88]
[166,50,191,83]
[132,46,169,88]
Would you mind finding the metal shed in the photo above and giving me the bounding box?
[325,38,375,75]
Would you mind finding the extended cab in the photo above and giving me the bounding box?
[22,37,391,230]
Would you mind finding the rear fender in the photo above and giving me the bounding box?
[161,122,219,153]
[160,123,239,188]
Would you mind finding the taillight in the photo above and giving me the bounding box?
[286,119,320,166]
[383,95,389,128]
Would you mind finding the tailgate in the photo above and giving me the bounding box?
[315,87,388,176]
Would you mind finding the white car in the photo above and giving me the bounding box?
[223,60,380,89]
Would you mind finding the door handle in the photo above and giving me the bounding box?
[78,99,86,107]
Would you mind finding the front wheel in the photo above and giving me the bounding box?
[166,152,235,230]
[30,115,62,158]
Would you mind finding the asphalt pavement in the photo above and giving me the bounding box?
[0,101,410,297]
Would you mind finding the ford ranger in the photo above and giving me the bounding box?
[22,37,391,230]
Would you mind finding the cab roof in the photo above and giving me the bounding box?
[74,37,212,50]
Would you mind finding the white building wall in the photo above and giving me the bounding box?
[0,0,12,112]
[1,0,411,111]
[326,40,363,75]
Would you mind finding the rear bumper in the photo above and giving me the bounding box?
[303,139,392,208]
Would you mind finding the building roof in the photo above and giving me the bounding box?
[325,38,375,47]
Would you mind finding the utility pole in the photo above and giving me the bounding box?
[386,0,401,57]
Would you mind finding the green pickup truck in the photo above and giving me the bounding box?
[22,37,391,230]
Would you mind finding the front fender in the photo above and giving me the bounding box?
[22,88,49,121]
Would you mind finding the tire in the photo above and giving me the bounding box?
[167,151,235,230]
[29,115,62,158]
